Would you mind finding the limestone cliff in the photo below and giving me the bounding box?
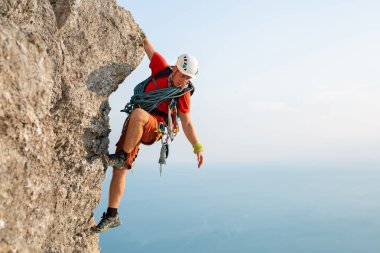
[0,0,144,252]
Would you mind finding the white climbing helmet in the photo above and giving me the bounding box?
[176,53,199,78]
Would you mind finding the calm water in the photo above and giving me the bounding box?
[94,166,380,253]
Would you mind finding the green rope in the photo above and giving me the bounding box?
[121,77,193,114]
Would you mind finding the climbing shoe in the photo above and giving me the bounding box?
[91,212,122,233]
[103,151,128,168]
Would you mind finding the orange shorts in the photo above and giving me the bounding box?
[115,114,161,169]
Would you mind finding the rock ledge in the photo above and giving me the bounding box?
[0,0,144,252]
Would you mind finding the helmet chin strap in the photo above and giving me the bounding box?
[169,69,179,87]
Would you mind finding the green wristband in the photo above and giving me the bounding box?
[193,143,203,154]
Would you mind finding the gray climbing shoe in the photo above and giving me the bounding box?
[91,212,122,233]
[103,152,128,168]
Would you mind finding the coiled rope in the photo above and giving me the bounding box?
[121,77,193,115]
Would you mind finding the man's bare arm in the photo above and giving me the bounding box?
[179,111,204,168]
[143,38,156,60]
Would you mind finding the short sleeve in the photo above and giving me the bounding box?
[177,92,191,114]
[149,52,169,76]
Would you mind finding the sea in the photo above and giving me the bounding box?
[94,165,380,253]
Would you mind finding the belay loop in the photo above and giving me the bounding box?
[121,67,195,175]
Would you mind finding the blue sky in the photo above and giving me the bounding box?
[97,2,380,251]
[110,0,380,169]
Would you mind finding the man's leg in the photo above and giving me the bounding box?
[107,108,151,207]
[109,108,151,204]
[108,167,127,208]
[93,109,152,233]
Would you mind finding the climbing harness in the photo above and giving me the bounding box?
[121,67,194,175]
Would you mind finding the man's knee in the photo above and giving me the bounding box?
[130,108,149,125]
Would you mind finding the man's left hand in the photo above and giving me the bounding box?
[197,151,204,168]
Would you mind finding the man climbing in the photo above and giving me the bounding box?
[91,37,204,233]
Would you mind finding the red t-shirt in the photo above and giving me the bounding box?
[145,52,191,122]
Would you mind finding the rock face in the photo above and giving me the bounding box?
[0,0,145,252]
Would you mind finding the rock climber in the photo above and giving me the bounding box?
[92,36,204,233]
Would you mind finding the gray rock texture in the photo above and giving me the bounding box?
[0,0,145,252]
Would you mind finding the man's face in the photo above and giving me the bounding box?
[172,66,192,87]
